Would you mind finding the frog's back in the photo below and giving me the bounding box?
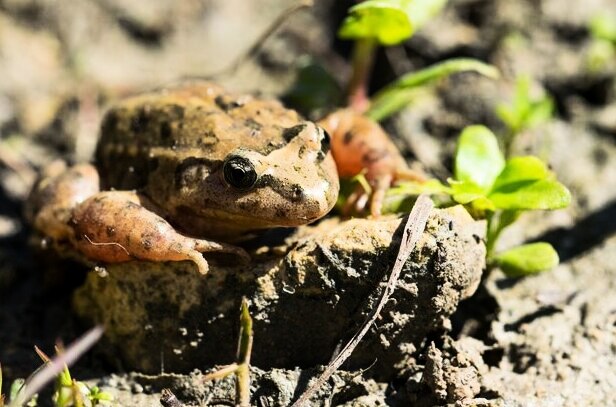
[96,82,303,190]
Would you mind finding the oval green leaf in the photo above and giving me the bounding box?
[368,59,499,121]
[406,0,448,31]
[488,179,571,210]
[494,242,559,277]
[491,156,550,191]
[338,1,413,45]
[454,125,505,192]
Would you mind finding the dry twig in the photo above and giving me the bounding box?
[291,195,433,406]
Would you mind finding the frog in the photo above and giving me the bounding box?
[27,82,425,274]
[26,82,339,274]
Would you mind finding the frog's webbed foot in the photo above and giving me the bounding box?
[69,191,249,275]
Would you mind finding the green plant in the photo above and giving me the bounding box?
[337,0,498,116]
[1,327,106,407]
[0,366,37,407]
[34,347,113,407]
[386,125,570,277]
[495,75,554,157]
[586,14,616,72]
[202,298,253,407]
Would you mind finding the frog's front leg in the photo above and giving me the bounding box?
[69,191,249,275]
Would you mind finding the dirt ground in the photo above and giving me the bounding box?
[0,0,615,406]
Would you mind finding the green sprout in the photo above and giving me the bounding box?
[34,347,113,407]
[1,328,108,407]
[0,375,37,407]
[586,14,616,72]
[337,0,498,117]
[495,75,554,157]
[386,125,570,277]
[202,298,253,407]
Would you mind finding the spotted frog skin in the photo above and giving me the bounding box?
[27,82,339,274]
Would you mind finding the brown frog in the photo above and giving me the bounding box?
[27,82,339,274]
[27,81,425,274]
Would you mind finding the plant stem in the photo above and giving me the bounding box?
[347,38,377,113]
[236,298,253,407]
[201,298,253,407]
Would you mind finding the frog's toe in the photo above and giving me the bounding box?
[342,184,370,216]
[185,251,209,275]
[192,240,250,264]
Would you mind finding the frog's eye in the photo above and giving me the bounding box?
[223,156,258,190]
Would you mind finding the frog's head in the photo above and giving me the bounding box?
[214,122,339,229]
[156,121,339,239]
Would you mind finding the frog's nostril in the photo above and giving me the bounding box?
[291,185,305,202]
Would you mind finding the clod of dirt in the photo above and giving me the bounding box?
[420,337,488,404]
[73,206,485,378]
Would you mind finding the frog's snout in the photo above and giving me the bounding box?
[288,168,340,224]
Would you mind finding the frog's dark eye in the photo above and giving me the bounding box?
[223,156,258,190]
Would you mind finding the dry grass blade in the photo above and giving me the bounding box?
[1,362,4,407]
[291,195,433,407]
[208,0,314,79]
[8,326,104,407]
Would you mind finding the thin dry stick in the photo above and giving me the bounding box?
[9,326,104,407]
[208,0,314,79]
[290,195,433,407]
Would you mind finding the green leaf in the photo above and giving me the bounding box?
[494,242,559,277]
[9,379,25,403]
[491,156,550,190]
[526,96,554,128]
[589,14,616,43]
[496,75,553,134]
[488,179,571,210]
[367,87,426,122]
[368,58,499,121]
[454,125,505,192]
[339,0,448,45]
[406,0,448,30]
[339,1,413,45]
[388,179,452,196]
[383,179,451,213]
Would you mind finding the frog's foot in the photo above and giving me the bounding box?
[344,167,429,217]
[342,174,393,218]
[69,191,249,275]
[190,239,251,273]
